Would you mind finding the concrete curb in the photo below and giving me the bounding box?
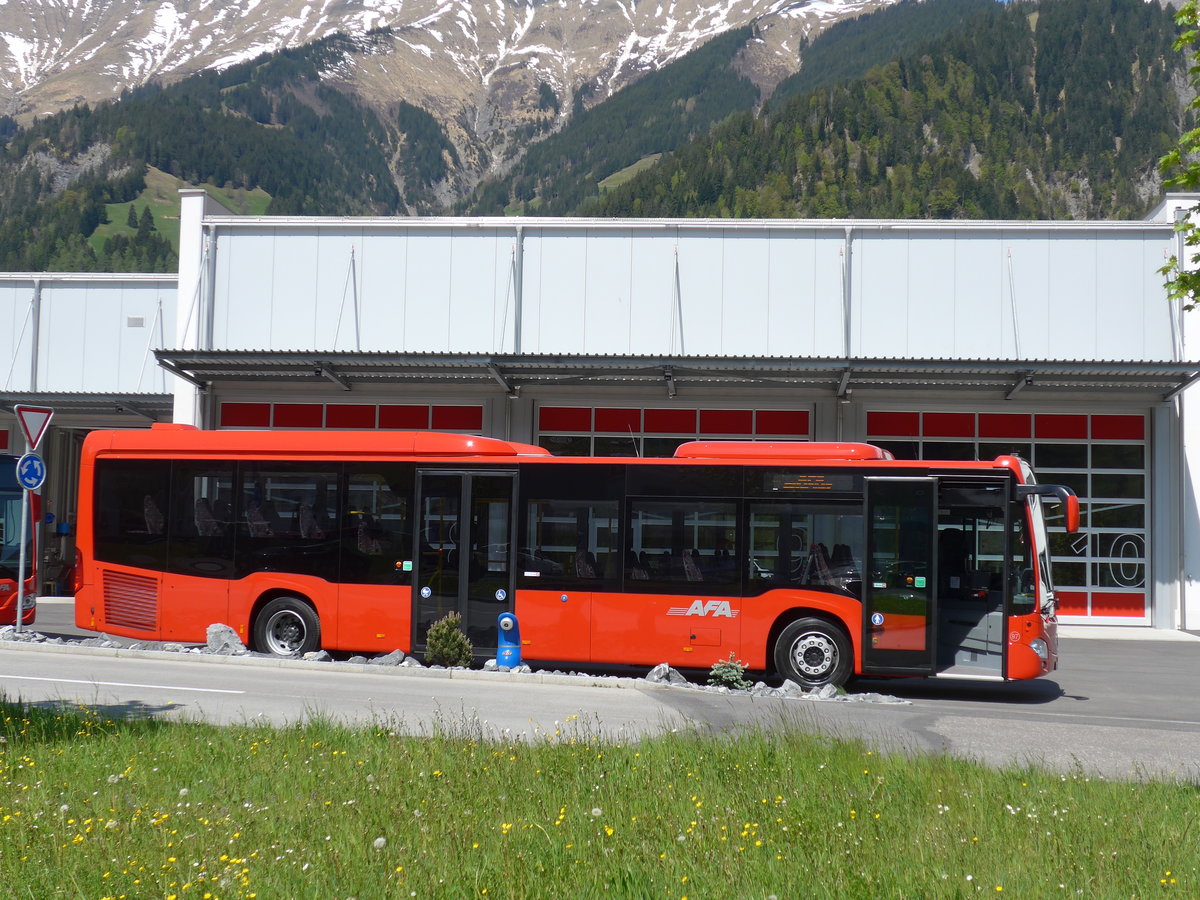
[0,637,660,690]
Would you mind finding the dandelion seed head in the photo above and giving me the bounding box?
[373,837,387,850]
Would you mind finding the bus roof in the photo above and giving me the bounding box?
[79,427,1026,478]
[674,441,893,461]
[81,425,551,460]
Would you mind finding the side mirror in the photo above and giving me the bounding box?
[1017,484,1080,534]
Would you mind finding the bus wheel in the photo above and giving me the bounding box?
[253,596,321,657]
[773,617,851,688]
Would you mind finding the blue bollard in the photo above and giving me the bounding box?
[496,612,521,668]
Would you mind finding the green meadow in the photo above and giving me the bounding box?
[0,698,1194,898]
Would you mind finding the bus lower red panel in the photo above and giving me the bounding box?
[332,583,413,653]
[516,589,592,664]
[588,591,744,670]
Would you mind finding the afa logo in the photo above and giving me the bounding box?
[667,600,740,618]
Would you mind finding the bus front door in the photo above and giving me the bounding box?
[413,471,515,656]
[863,477,936,675]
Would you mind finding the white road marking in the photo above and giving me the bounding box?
[1,675,244,694]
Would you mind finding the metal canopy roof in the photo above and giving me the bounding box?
[154,350,1200,401]
[0,393,174,421]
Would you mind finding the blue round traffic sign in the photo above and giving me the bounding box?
[16,453,46,491]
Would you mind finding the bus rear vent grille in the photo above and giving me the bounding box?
[101,570,159,631]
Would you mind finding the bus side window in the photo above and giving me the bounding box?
[745,501,863,598]
[235,464,339,580]
[93,459,172,571]
[626,499,739,594]
[167,463,236,579]
[521,498,619,587]
[343,464,415,585]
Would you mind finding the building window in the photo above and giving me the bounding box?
[537,406,811,458]
[219,403,482,432]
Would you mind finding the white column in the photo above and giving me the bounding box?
[173,190,232,426]
[1177,203,1200,631]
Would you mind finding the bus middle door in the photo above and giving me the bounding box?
[863,477,936,676]
[413,470,516,657]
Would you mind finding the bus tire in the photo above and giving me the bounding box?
[773,617,851,689]
[253,596,321,657]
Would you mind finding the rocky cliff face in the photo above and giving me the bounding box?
[0,0,899,179]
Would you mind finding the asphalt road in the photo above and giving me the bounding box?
[4,599,1199,780]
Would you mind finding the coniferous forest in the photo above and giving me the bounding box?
[0,0,1189,272]
[581,0,1184,219]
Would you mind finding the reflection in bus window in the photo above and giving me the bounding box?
[746,502,863,597]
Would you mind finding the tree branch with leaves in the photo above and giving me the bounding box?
[1160,0,1200,310]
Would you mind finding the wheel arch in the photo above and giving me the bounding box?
[250,587,317,619]
[249,589,321,652]
[766,606,859,677]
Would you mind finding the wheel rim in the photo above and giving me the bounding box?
[264,609,307,655]
[791,631,838,679]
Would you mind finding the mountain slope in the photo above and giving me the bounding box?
[0,0,899,186]
[585,0,1186,220]
[463,26,761,215]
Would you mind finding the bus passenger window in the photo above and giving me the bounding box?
[522,499,618,587]
[745,501,863,598]
[93,459,172,571]
[343,465,414,585]
[168,463,236,579]
[235,464,339,581]
[626,499,739,594]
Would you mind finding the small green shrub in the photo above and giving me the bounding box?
[424,611,474,667]
[707,651,752,690]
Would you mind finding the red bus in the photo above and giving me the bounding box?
[1,454,38,626]
[73,425,1078,687]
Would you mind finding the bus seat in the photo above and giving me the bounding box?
[245,502,273,537]
[357,517,383,555]
[575,552,597,578]
[194,498,222,536]
[143,495,164,534]
[299,502,326,540]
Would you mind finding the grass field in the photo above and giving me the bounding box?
[91,168,272,256]
[0,697,1195,898]
[598,154,663,193]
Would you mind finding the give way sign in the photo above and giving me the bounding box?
[13,404,53,451]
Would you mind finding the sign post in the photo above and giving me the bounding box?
[12,405,52,634]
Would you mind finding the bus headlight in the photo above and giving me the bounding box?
[1028,638,1048,661]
